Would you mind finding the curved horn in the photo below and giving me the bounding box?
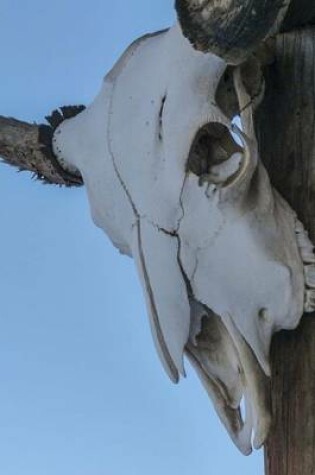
[175,0,290,64]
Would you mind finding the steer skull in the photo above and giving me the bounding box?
[52,23,315,454]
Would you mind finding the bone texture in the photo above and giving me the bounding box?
[52,24,314,453]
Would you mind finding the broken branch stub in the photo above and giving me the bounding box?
[51,24,315,454]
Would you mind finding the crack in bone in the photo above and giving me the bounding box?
[107,84,140,219]
[158,93,167,141]
[134,220,180,381]
[176,173,189,232]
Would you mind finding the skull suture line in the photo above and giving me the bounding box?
[52,24,315,455]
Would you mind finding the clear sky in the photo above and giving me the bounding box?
[0,1,263,474]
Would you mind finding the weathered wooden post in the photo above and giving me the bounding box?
[176,1,315,473]
[256,27,315,475]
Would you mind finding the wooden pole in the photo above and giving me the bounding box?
[255,28,315,475]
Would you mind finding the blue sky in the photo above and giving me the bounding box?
[0,1,263,474]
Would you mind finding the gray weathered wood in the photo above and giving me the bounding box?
[255,28,315,475]
[282,0,315,31]
[0,116,82,186]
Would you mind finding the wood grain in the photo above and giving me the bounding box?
[255,29,315,475]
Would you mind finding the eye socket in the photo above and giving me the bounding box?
[186,122,243,183]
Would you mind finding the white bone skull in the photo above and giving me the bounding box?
[52,24,315,455]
